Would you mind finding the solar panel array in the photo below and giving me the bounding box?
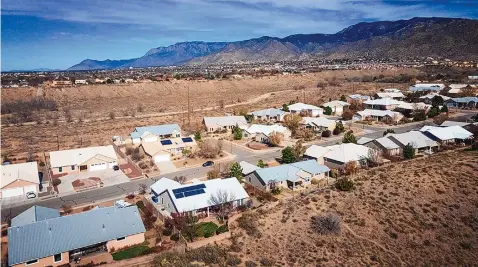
[182,137,193,143]
[160,139,173,145]
[172,184,206,199]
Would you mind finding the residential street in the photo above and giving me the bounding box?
[0,121,429,221]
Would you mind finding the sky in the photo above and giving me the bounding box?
[2,0,478,70]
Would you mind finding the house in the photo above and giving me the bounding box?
[130,124,182,144]
[1,162,40,199]
[387,131,439,153]
[322,101,350,116]
[244,161,330,191]
[148,177,249,218]
[140,136,197,162]
[440,120,472,128]
[383,88,402,93]
[301,117,336,132]
[361,137,401,156]
[353,109,403,123]
[409,84,443,93]
[395,102,432,112]
[240,124,291,144]
[374,92,405,100]
[239,161,261,176]
[249,108,287,122]
[445,97,478,109]
[348,94,370,103]
[419,126,473,144]
[364,98,403,110]
[49,145,118,175]
[303,145,330,164]
[203,116,248,133]
[74,79,87,85]
[447,84,476,96]
[287,103,323,117]
[419,93,450,104]
[8,206,145,267]
[320,143,372,170]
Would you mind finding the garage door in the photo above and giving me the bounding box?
[90,162,108,171]
[2,187,24,198]
[23,185,37,194]
[153,154,171,162]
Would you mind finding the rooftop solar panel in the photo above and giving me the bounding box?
[182,137,193,143]
[172,184,206,194]
[160,140,173,145]
[183,189,206,197]
[174,192,185,199]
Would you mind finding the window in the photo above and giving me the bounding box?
[25,259,38,265]
[71,165,75,171]
[116,237,126,241]
[53,253,62,263]
[58,167,62,172]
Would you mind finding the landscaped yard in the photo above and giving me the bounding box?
[111,245,151,261]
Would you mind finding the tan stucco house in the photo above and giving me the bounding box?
[1,162,40,199]
[8,205,145,267]
[49,145,118,175]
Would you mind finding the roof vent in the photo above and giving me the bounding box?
[102,224,105,229]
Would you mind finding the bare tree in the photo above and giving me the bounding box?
[173,175,187,185]
[282,114,302,135]
[269,131,283,147]
[208,189,237,223]
[138,183,147,194]
[165,212,188,240]
[343,161,359,176]
[311,213,341,235]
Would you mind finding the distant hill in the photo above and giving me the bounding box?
[67,17,478,70]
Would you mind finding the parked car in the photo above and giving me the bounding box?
[113,165,120,171]
[202,161,215,167]
[26,192,36,199]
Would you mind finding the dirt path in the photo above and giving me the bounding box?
[342,223,408,266]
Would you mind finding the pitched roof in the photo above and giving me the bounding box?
[440,120,470,127]
[241,124,289,136]
[49,145,117,168]
[449,97,478,103]
[11,206,60,227]
[203,116,247,128]
[388,131,438,148]
[304,145,330,159]
[357,137,374,145]
[356,109,402,118]
[409,85,442,92]
[374,137,400,149]
[302,117,336,128]
[287,103,322,111]
[8,206,145,265]
[418,93,450,101]
[253,161,329,184]
[239,161,261,175]
[375,92,405,99]
[150,178,181,195]
[383,88,402,93]
[1,162,39,188]
[152,178,249,213]
[140,137,197,157]
[348,94,370,100]
[130,124,181,139]
[249,108,286,117]
[324,143,371,164]
[364,98,403,106]
[322,101,350,107]
[420,126,473,140]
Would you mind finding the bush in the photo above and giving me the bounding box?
[246,261,258,267]
[52,178,61,186]
[271,187,281,195]
[226,255,242,266]
[196,222,218,238]
[403,143,415,159]
[237,212,260,237]
[311,178,320,185]
[332,127,341,135]
[311,213,341,235]
[342,109,354,120]
[136,201,145,209]
[259,257,275,266]
[162,228,172,236]
[321,130,331,138]
[216,224,229,235]
[335,178,354,191]
[323,106,332,115]
[111,245,151,261]
[170,233,180,241]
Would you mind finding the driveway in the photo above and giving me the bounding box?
[156,161,178,174]
[57,169,130,194]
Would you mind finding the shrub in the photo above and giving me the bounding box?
[259,257,275,266]
[52,178,61,186]
[321,130,331,138]
[136,201,145,209]
[311,213,341,235]
[39,162,45,167]
[342,109,354,120]
[170,233,180,241]
[311,178,320,185]
[226,255,242,266]
[271,187,281,195]
[237,212,260,237]
[332,127,341,135]
[125,147,134,155]
[342,130,357,143]
[335,178,354,191]
[246,261,258,267]
[403,143,415,159]
[196,222,218,238]
[216,224,229,235]
[162,228,172,236]
[323,106,332,115]
[111,245,151,261]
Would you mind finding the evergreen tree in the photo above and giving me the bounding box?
[281,146,296,164]
[194,132,201,141]
[403,143,415,159]
[257,159,265,168]
[230,162,243,182]
[340,95,347,102]
[323,106,333,115]
[233,125,243,140]
[342,130,357,143]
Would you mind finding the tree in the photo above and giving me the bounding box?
[282,103,289,112]
[233,125,243,140]
[62,204,72,215]
[335,121,344,133]
[269,131,283,147]
[139,183,147,194]
[311,213,341,235]
[413,109,427,121]
[342,110,354,120]
[321,130,332,137]
[403,143,415,159]
[208,189,236,223]
[281,146,296,163]
[333,127,341,136]
[363,149,381,167]
[339,95,347,102]
[183,213,198,242]
[292,140,306,162]
[440,105,448,113]
[343,161,359,176]
[173,176,187,184]
[342,130,357,143]
[230,162,243,182]
[323,106,333,115]
[433,113,448,125]
[197,140,220,158]
[431,95,444,107]
[165,212,188,240]
[295,128,314,141]
[257,159,265,168]
[282,114,302,135]
[194,132,201,141]
[426,106,440,118]
[207,169,220,179]
[383,129,395,136]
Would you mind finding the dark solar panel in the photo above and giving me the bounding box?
[183,189,206,197]
[172,184,206,194]
[182,137,193,143]
[160,139,173,145]
[174,192,185,199]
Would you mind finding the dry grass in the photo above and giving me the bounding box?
[224,150,478,266]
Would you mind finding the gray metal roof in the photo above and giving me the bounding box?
[8,206,145,265]
[130,124,181,138]
[11,206,60,227]
[249,108,286,117]
[254,161,329,185]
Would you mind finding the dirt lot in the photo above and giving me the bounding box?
[223,150,478,266]
[1,69,418,156]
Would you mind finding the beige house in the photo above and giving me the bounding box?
[203,116,248,133]
[8,206,145,267]
[49,145,118,175]
[301,117,336,132]
[1,162,40,199]
[140,136,197,162]
[240,124,291,145]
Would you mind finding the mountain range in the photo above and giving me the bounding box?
[67,17,478,71]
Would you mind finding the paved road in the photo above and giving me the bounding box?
[0,121,430,221]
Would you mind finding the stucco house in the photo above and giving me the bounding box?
[419,125,473,144]
[445,97,478,109]
[387,131,439,154]
[147,177,249,219]
[203,116,248,133]
[244,161,330,191]
[130,124,182,144]
[239,161,262,176]
[353,109,403,123]
[419,93,450,104]
[358,136,401,156]
[8,206,145,267]
[374,92,405,100]
[240,124,291,144]
[322,101,350,116]
[321,143,372,170]
[363,98,403,110]
[1,162,40,199]
[301,117,337,132]
[249,108,287,122]
[303,145,330,165]
[287,103,323,117]
[409,83,445,93]
[49,145,118,175]
[140,136,197,162]
[348,94,370,103]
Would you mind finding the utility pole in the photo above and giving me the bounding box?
[56,136,59,150]
[303,89,305,103]
[187,86,191,127]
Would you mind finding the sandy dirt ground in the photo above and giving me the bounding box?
[1,69,418,156]
[221,150,478,266]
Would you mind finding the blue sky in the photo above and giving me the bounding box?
[2,0,477,70]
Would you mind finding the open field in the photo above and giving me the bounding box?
[1,69,419,156]
[223,150,478,266]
